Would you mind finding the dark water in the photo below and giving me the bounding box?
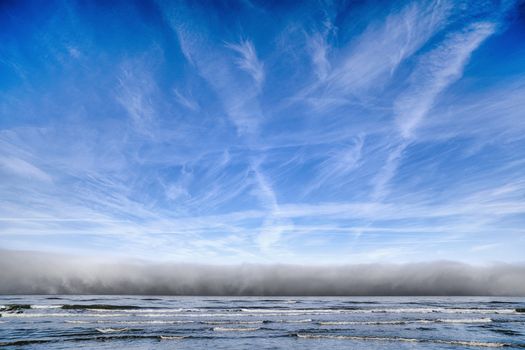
[1,296,525,349]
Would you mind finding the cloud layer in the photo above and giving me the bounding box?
[1,250,524,296]
[0,1,524,264]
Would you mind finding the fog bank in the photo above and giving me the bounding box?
[1,250,524,296]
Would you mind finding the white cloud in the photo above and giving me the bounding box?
[0,156,52,183]
[395,22,496,139]
[227,40,265,88]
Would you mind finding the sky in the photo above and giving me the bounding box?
[0,0,524,265]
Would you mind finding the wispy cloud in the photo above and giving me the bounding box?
[116,61,157,136]
[173,88,200,111]
[0,0,523,265]
[395,22,496,139]
[307,32,331,81]
[0,156,52,183]
[295,0,451,112]
[227,40,265,88]
[373,21,496,201]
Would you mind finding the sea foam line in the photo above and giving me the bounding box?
[203,320,264,325]
[159,335,187,340]
[240,308,517,314]
[319,318,493,325]
[294,334,508,347]
[95,328,131,334]
[66,320,194,325]
[213,327,260,332]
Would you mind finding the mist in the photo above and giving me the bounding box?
[1,250,524,296]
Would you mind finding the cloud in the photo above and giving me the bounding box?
[250,160,288,251]
[304,135,364,195]
[395,22,496,139]
[1,250,524,295]
[0,0,523,265]
[373,21,496,201]
[170,24,262,136]
[307,32,331,81]
[0,156,52,183]
[227,40,265,88]
[297,0,451,111]
[115,61,157,135]
[173,88,200,111]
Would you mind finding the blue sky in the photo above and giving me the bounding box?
[1,0,524,264]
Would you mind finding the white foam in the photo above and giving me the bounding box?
[66,320,194,325]
[275,318,312,323]
[319,321,406,325]
[213,327,259,332]
[295,334,507,347]
[159,335,187,340]
[31,305,62,309]
[95,328,129,334]
[0,313,128,318]
[437,318,493,324]
[203,320,263,325]
[239,308,515,315]
[90,308,198,313]
[110,320,194,325]
[319,318,492,325]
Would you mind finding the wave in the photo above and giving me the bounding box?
[238,307,516,314]
[293,334,510,347]
[490,329,521,336]
[0,304,31,312]
[66,320,194,325]
[319,320,406,325]
[274,318,312,323]
[437,318,493,324]
[62,304,143,310]
[0,312,509,320]
[69,307,204,314]
[104,320,194,325]
[353,308,515,314]
[159,335,187,340]
[489,301,515,304]
[1,308,517,319]
[0,313,128,318]
[32,305,62,309]
[318,318,492,325]
[213,327,260,332]
[0,339,52,347]
[5,306,517,317]
[0,334,195,347]
[203,320,264,325]
[95,328,132,334]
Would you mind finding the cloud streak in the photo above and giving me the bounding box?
[227,40,265,88]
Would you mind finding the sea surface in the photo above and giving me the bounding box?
[1,296,524,349]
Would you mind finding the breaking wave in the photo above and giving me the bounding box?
[293,334,510,347]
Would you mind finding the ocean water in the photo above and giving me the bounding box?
[1,296,524,349]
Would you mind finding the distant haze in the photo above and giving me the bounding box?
[1,250,524,296]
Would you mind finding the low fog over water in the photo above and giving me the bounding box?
[1,250,524,296]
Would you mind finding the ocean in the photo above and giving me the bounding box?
[1,296,524,349]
